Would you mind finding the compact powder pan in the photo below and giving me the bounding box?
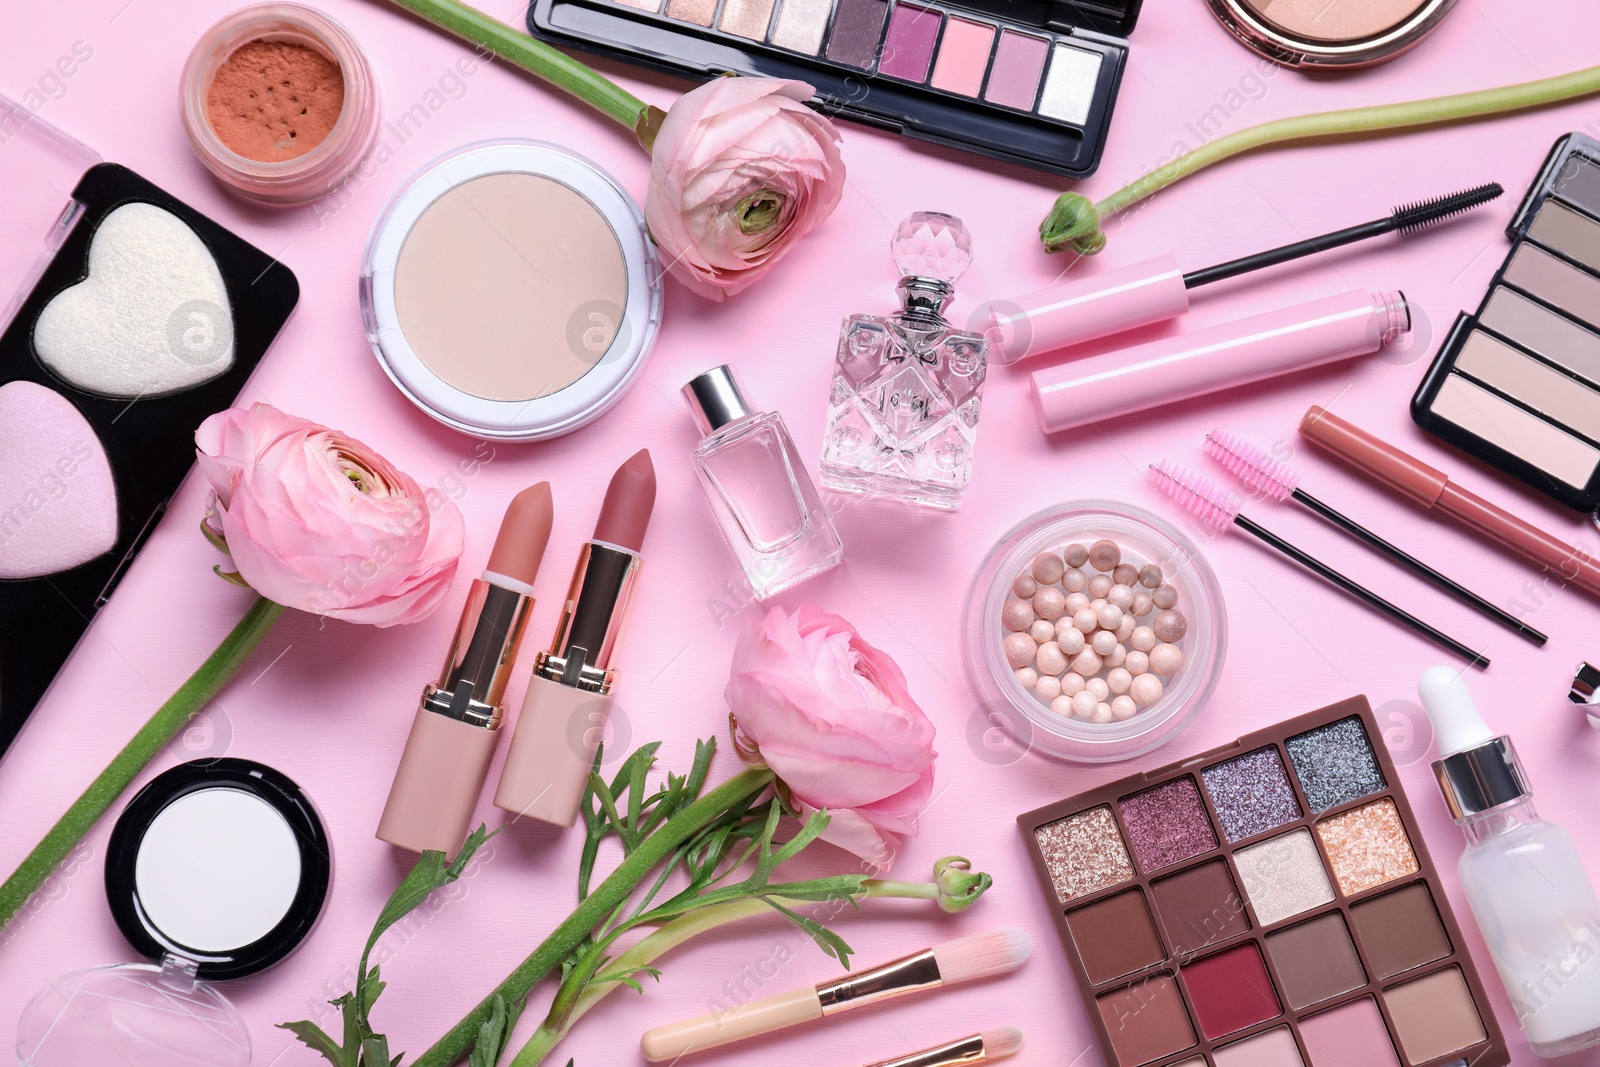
[16,759,329,1066]
[362,141,662,441]
[1019,697,1507,1067]
[1204,0,1457,69]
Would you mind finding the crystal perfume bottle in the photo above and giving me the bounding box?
[684,366,844,600]
[821,211,988,510]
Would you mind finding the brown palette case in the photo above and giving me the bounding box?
[1018,697,1507,1067]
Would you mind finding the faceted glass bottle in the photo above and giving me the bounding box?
[821,211,988,510]
[684,366,843,600]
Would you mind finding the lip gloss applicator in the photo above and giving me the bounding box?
[495,449,656,828]
[378,482,554,855]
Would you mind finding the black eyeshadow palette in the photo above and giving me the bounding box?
[526,0,1141,177]
[1018,697,1508,1067]
[0,119,297,762]
[1414,133,1600,513]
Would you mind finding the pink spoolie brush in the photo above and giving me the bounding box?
[1204,430,1544,646]
[1148,461,1489,669]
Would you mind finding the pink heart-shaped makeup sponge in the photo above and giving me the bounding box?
[0,382,118,579]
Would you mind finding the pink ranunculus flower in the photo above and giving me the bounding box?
[646,78,844,301]
[195,403,464,627]
[726,604,936,871]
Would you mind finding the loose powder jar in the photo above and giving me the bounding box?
[181,3,380,205]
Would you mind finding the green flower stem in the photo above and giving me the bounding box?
[511,880,946,1067]
[411,767,777,1067]
[0,595,284,930]
[382,0,659,143]
[1044,63,1600,253]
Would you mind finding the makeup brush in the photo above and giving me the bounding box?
[639,928,1032,1062]
[858,1028,1025,1067]
[1148,461,1489,669]
[991,183,1503,364]
[1204,429,1546,646]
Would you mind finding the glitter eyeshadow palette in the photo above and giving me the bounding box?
[1414,132,1600,514]
[525,0,1141,177]
[0,96,298,761]
[1018,697,1507,1067]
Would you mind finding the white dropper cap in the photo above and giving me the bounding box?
[1418,665,1495,756]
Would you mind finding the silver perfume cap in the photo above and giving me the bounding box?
[1419,665,1532,820]
[683,365,753,435]
[1432,737,1531,819]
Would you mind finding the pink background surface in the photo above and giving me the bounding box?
[4,1,1600,1064]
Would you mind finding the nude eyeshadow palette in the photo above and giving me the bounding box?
[1414,132,1600,513]
[525,0,1141,177]
[1018,697,1507,1067]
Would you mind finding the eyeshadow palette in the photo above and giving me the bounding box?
[1019,697,1507,1067]
[0,97,297,761]
[1414,132,1600,513]
[525,0,1140,177]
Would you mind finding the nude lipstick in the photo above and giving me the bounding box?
[495,450,655,827]
[377,483,553,855]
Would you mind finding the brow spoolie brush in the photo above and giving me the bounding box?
[991,183,1504,364]
[858,1028,1025,1067]
[1204,429,1546,646]
[1149,461,1489,670]
[639,928,1032,1062]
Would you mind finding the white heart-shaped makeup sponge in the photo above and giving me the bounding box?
[34,202,235,398]
[0,381,118,579]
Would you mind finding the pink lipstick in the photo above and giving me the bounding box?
[378,482,553,855]
[494,450,655,827]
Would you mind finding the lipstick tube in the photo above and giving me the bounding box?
[377,484,551,855]
[1030,289,1410,434]
[496,451,655,827]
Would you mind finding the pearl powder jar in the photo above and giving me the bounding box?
[964,501,1227,762]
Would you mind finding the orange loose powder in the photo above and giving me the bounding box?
[206,39,344,162]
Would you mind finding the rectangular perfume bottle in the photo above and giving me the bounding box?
[821,212,988,510]
[685,366,843,600]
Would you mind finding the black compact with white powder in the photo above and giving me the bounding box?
[17,759,329,1066]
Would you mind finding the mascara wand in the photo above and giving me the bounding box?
[991,183,1503,364]
[1204,429,1545,646]
[1182,183,1504,288]
[1149,461,1489,670]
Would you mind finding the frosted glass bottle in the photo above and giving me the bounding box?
[1420,666,1600,1057]
[684,366,843,600]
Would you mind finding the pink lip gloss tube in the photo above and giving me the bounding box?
[987,255,1191,365]
[1030,290,1410,434]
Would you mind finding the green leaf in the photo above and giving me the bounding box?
[278,1019,351,1067]
[764,899,857,967]
[468,993,526,1067]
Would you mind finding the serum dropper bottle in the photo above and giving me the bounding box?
[1418,666,1600,1057]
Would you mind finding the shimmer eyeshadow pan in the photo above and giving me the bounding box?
[1414,132,1600,514]
[526,0,1139,177]
[1019,697,1507,1067]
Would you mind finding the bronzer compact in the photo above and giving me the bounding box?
[524,0,1142,176]
[1019,697,1508,1067]
[0,97,298,763]
[1413,133,1600,518]
[17,759,330,1065]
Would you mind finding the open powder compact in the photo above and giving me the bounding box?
[17,759,330,1065]
[0,96,298,765]
[1203,0,1458,69]
[361,140,662,441]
